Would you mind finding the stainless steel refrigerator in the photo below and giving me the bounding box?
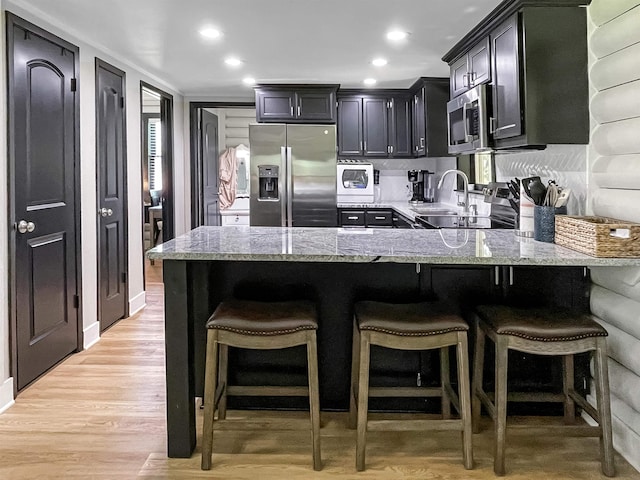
[249,124,337,227]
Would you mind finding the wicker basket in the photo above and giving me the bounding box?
[554,215,640,257]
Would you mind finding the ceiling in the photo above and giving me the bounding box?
[10,0,500,98]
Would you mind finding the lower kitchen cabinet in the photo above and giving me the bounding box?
[338,208,393,227]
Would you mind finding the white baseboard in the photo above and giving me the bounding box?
[83,321,101,350]
[0,377,15,414]
[129,291,146,316]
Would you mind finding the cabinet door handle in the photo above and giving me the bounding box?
[364,141,367,151]
[347,216,359,220]
[420,137,425,148]
[462,74,469,88]
[360,141,363,152]
[494,123,517,133]
[494,266,500,286]
[489,117,497,134]
[297,105,301,117]
[374,216,386,220]
[390,145,394,154]
[508,266,514,286]
[290,106,294,117]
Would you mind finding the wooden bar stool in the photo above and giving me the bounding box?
[349,301,473,471]
[201,299,321,471]
[472,304,615,476]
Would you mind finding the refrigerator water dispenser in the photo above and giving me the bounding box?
[258,165,279,200]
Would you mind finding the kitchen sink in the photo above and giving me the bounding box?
[409,206,458,215]
[415,214,493,229]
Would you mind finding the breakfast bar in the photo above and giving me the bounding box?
[147,226,640,458]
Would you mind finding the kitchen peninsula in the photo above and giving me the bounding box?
[148,226,640,457]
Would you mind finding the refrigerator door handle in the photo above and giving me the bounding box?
[280,146,287,226]
[286,146,293,227]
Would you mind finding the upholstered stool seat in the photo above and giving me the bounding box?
[349,301,473,471]
[472,304,614,476]
[201,299,321,471]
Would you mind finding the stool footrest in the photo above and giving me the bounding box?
[368,386,441,398]
[506,392,566,403]
[226,385,309,397]
[215,417,312,431]
[507,424,602,437]
[368,419,463,432]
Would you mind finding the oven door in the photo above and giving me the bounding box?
[447,84,490,154]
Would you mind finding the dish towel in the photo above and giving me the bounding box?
[218,147,237,210]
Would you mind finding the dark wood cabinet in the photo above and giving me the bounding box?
[255,85,338,123]
[389,96,412,157]
[409,78,450,158]
[362,97,388,157]
[337,97,363,155]
[338,208,394,227]
[338,92,416,158]
[489,15,522,141]
[443,1,589,150]
[449,37,491,98]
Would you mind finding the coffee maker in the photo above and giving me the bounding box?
[408,170,435,204]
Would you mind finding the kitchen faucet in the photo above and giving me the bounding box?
[437,169,470,215]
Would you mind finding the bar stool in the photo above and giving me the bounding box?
[201,299,321,471]
[349,301,473,471]
[472,304,615,476]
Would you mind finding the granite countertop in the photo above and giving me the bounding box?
[147,226,640,267]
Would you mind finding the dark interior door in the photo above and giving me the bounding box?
[8,13,80,390]
[200,110,220,226]
[96,59,128,331]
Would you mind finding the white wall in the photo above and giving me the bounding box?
[587,0,640,472]
[0,2,15,414]
[0,1,186,411]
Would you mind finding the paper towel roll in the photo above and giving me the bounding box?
[519,184,535,236]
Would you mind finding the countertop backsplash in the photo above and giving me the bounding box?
[372,157,458,204]
[495,144,587,215]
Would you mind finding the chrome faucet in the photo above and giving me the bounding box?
[437,169,470,215]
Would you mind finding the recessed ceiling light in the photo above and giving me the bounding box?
[199,27,222,39]
[225,57,243,67]
[363,78,377,86]
[242,77,256,86]
[372,58,388,67]
[386,30,409,41]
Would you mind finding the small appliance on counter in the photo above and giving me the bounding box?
[337,159,374,204]
[408,170,435,204]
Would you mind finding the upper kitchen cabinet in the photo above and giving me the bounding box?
[255,85,339,123]
[337,91,411,158]
[442,0,591,150]
[410,78,450,157]
[449,37,490,98]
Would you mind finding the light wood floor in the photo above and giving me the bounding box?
[1,263,639,479]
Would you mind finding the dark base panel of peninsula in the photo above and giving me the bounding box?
[163,259,589,457]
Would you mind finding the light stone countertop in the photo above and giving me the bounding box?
[147,226,640,267]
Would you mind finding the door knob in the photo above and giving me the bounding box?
[99,208,113,217]
[17,220,35,234]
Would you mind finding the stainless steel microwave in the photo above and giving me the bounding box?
[446,84,491,155]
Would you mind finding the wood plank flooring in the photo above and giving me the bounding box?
[1,260,638,479]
